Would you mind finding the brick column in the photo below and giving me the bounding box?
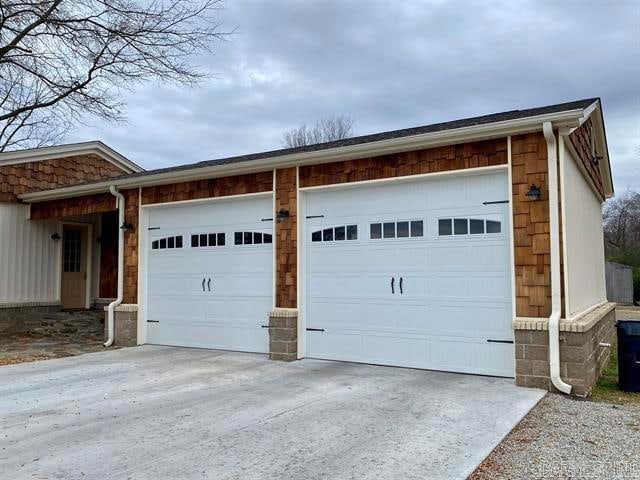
[514,303,616,395]
[103,304,138,347]
[268,309,297,361]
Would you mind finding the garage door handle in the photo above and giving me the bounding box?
[391,277,395,294]
[202,278,206,292]
[399,277,403,295]
[207,278,211,292]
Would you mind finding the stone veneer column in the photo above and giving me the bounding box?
[268,309,298,361]
[514,303,616,396]
[103,304,138,347]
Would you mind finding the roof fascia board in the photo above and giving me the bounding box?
[19,108,586,203]
[0,142,142,174]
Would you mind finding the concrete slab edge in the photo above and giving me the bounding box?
[460,391,547,480]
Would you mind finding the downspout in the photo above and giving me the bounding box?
[543,122,572,394]
[104,185,125,347]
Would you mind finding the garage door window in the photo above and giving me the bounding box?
[235,231,273,245]
[311,225,358,242]
[370,220,423,240]
[191,232,225,248]
[438,218,502,236]
[152,235,183,250]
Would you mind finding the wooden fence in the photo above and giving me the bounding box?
[605,261,634,304]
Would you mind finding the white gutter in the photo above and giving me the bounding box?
[543,122,572,394]
[104,185,125,347]
[18,108,586,203]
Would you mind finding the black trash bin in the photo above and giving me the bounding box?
[616,320,640,392]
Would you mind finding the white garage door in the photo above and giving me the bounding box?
[304,171,514,377]
[145,195,273,353]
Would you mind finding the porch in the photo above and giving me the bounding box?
[0,309,106,365]
[0,202,121,345]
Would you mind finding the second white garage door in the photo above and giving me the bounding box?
[145,195,273,353]
[303,171,514,377]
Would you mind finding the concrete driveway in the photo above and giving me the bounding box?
[0,346,544,480]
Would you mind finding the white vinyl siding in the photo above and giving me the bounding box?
[562,145,607,317]
[0,203,60,304]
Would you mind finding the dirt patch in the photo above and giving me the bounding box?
[0,332,106,366]
[0,354,57,366]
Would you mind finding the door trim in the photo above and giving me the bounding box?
[138,190,275,346]
[59,221,93,310]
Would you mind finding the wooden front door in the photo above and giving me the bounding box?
[61,225,87,309]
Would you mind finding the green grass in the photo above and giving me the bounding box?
[589,339,640,405]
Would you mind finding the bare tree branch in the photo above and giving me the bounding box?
[0,0,232,151]
[603,190,640,262]
[282,115,355,148]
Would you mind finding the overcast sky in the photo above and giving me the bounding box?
[70,0,640,192]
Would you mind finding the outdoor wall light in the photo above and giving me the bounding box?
[120,222,134,231]
[51,232,61,241]
[276,209,290,221]
[526,184,541,201]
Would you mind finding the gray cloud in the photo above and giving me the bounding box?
[70,0,640,191]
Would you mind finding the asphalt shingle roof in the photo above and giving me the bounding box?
[40,97,601,188]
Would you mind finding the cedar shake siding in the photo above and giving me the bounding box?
[30,192,116,220]
[298,139,507,188]
[0,154,124,202]
[511,133,553,318]
[140,171,273,205]
[123,189,139,304]
[569,118,605,199]
[275,167,297,308]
